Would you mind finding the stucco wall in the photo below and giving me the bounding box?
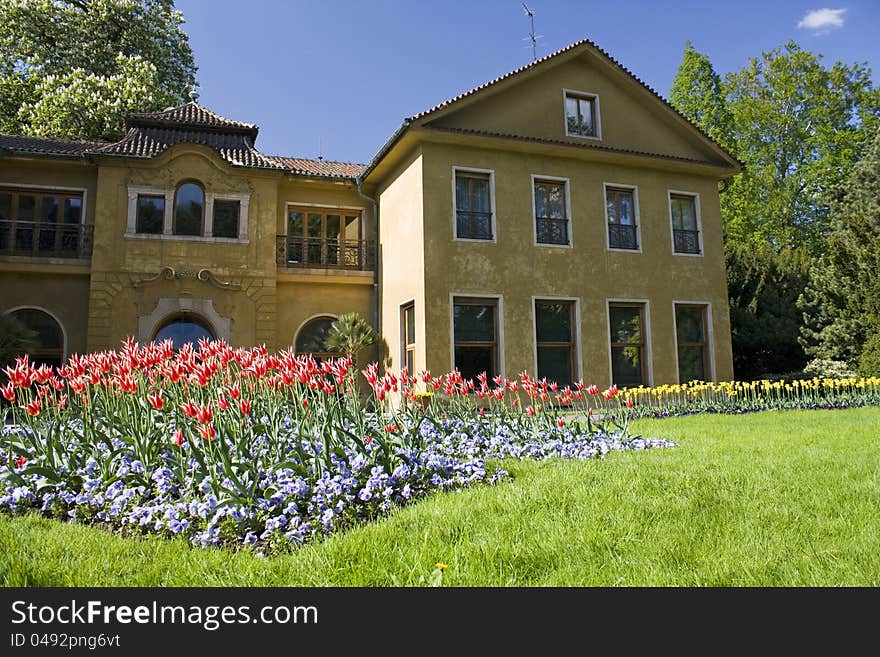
[377,148,426,372]
[418,141,733,385]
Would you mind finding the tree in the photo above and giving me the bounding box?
[725,242,810,379]
[799,128,880,368]
[669,41,732,149]
[0,0,197,141]
[324,313,378,365]
[721,42,880,253]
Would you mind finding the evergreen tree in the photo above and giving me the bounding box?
[799,128,880,367]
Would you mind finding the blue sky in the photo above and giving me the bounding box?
[174,1,880,164]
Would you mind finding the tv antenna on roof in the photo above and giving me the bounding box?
[522,3,541,61]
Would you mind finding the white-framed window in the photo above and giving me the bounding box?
[452,167,495,242]
[532,296,581,385]
[673,301,715,383]
[400,301,416,373]
[668,190,702,256]
[607,299,653,387]
[531,175,572,247]
[563,89,601,140]
[126,183,249,242]
[604,183,641,252]
[450,293,504,380]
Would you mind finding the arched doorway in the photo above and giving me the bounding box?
[153,314,215,349]
[4,307,66,367]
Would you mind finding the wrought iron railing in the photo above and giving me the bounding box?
[536,217,569,245]
[276,236,376,271]
[456,210,493,240]
[673,229,701,254]
[0,220,93,259]
[608,223,638,250]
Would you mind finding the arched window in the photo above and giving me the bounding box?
[295,316,336,360]
[174,181,204,236]
[153,314,214,349]
[6,308,65,368]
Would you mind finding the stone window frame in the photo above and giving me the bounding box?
[562,88,602,141]
[672,300,715,383]
[126,184,249,243]
[531,295,581,385]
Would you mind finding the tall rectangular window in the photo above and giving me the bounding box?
[453,297,498,381]
[606,186,639,250]
[136,195,165,234]
[535,300,576,385]
[212,199,240,238]
[401,302,416,374]
[609,303,647,386]
[454,170,493,240]
[534,179,569,245]
[564,91,599,138]
[670,193,701,254]
[675,304,709,383]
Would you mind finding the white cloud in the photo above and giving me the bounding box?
[797,8,847,33]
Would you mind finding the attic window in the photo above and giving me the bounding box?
[564,90,600,139]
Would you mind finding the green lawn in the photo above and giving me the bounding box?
[2,407,879,586]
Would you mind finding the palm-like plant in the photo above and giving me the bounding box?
[324,313,378,365]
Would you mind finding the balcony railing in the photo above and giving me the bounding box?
[455,210,493,240]
[608,223,639,250]
[536,217,569,245]
[673,229,701,254]
[276,236,376,271]
[0,220,93,259]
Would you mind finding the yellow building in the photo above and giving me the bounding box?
[0,38,739,387]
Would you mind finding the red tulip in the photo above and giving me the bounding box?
[197,425,215,441]
[239,399,252,415]
[25,399,41,416]
[625,399,634,408]
[526,406,535,417]
[1,382,14,402]
[557,418,565,428]
[218,397,230,411]
[587,384,599,396]
[147,391,164,410]
[195,404,213,425]
[174,429,184,447]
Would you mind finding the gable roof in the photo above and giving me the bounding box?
[360,37,740,182]
[0,134,105,158]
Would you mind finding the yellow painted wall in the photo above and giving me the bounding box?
[276,278,374,349]
[417,141,733,385]
[430,51,726,166]
[377,148,426,372]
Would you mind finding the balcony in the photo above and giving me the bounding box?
[276,236,376,271]
[673,229,701,255]
[0,220,93,259]
[608,223,639,250]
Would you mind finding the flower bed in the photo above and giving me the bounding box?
[1,340,671,552]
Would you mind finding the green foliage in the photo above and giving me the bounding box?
[800,128,880,365]
[668,40,733,149]
[670,40,880,255]
[725,242,810,379]
[721,42,879,253]
[0,313,38,370]
[858,333,880,377]
[0,0,197,141]
[324,313,378,359]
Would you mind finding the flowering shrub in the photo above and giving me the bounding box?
[0,339,670,552]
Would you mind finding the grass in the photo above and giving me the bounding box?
[2,407,879,586]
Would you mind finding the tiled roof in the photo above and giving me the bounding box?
[0,134,105,157]
[90,126,286,170]
[406,36,738,165]
[125,102,259,137]
[265,156,366,178]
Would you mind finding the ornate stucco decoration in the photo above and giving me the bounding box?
[131,266,241,290]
